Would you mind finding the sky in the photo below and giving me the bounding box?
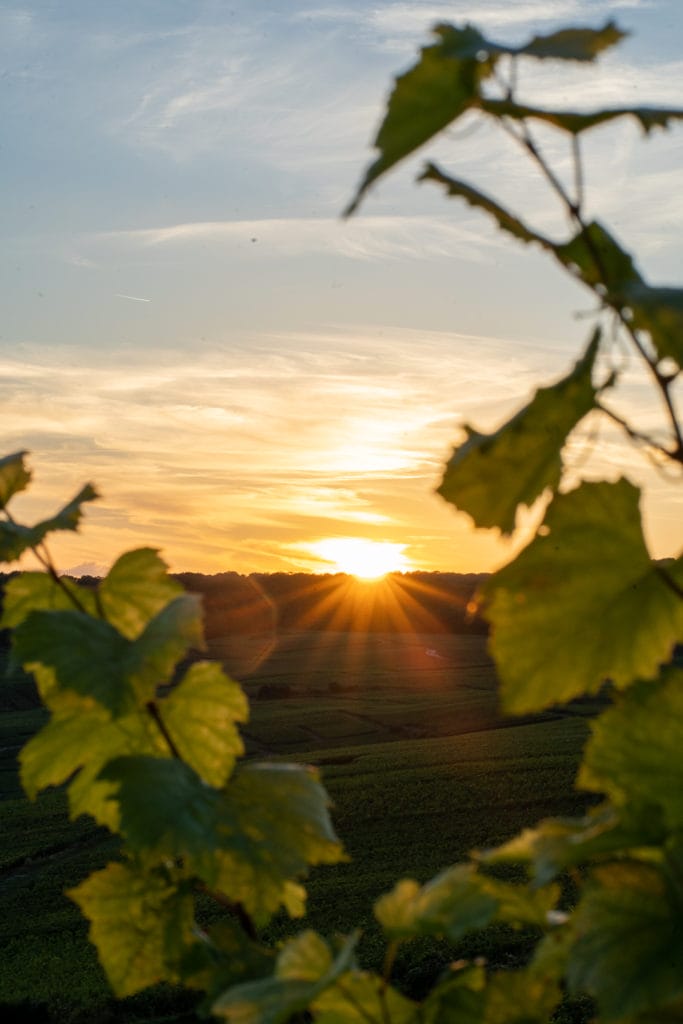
[2,0,682,576]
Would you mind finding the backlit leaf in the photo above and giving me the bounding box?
[314,971,418,1024]
[160,661,247,787]
[69,861,195,998]
[627,283,683,366]
[518,22,626,61]
[345,24,491,214]
[438,329,600,533]
[374,865,497,941]
[579,668,683,829]
[420,165,546,248]
[100,755,219,857]
[125,593,204,704]
[555,220,639,292]
[1,570,96,628]
[420,171,683,367]
[0,483,98,561]
[20,705,166,829]
[484,969,561,1023]
[99,547,183,640]
[212,931,357,1024]
[0,450,31,507]
[568,862,683,1019]
[13,610,135,715]
[484,479,683,712]
[422,964,486,1024]
[195,763,344,925]
[485,801,667,886]
[482,98,683,136]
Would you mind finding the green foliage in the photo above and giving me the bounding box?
[483,480,683,712]
[438,329,601,534]
[4,16,683,1024]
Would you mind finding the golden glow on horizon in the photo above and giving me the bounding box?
[309,537,410,579]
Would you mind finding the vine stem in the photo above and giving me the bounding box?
[145,700,183,759]
[499,114,683,462]
[595,400,677,460]
[656,565,683,601]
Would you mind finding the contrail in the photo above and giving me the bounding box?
[115,293,151,303]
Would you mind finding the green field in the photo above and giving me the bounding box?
[0,631,599,1021]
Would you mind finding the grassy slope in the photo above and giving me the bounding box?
[0,632,597,1020]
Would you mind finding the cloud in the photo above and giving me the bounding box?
[299,1,656,54]
[0,326,560,573]
[97,214,505,264]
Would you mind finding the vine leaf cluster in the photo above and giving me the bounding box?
[4,17,683,1024]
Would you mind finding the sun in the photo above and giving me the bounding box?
[311,538,410,580]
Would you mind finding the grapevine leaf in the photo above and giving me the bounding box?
[419,169,683,367]
[423,964,560,1024]
[100,755,219,857]
[374,865,497,941]
[518,22,626,62]
[194,763,345,925]
[483,969,562,1023]
[182,919,274,1000]
[125,593,204,704]
[345,24,491,215]
[20,705,166,829]
[627,283,683,367]
[12,610,135,715]
[481,876,560,929]
[420,164,547,247]
[555,220,639,292]
[1,570,96,628]
[314,971,418,1024]
[160,661,247,787]
[482,98,683,136]
[484,479,683,712]
[579,668,683,829]
[485,801,667,886]
[212,931,357,1024]
[567,862,683,1019]
[0,450,31,507]
[99,547,184,640]
[438,329,600,533]
[68,861,195,998]
[422,964,486,1024]
[0,483,98,561]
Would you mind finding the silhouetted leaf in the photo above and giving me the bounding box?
[0,483,98,561]
[438,329,600,533]
[345,25,491,214]
[0,450,31,507]
[518,22,626,62]
[482,98,683,136]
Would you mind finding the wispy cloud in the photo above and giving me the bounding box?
[0,325,567,573]
[98,214,504,263]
